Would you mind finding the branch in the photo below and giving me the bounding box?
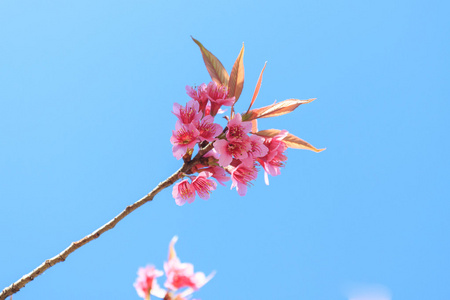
[0,143,214,300]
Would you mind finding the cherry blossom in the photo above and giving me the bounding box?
[205,81,235,116]
[186,84,208,113]
[170,122,199,160]
[201,166,230,186]
[134,265,164,299]
[191,172,217,200]
[242,135,269,166]
[226,113,252,142]
[172,100,202,125]
[230,163,259,196]
[214,139,251,167]
[172,179,196,206]
[164,237,209,291]
[135,236,214,300]
[195,115,222,142]
[257,130,289,185]
[169,39,323,202]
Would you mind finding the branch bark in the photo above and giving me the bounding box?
[0,143,214,300]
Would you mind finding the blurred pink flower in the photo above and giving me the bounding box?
[172,179,196,206]
[134,265,163,299]
[164,237,209,291]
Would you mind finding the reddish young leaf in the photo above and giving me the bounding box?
[249,98,315,120]
[251,119,258,133]
[228,43,245,103]
[191,37,229,86]
[247,62,267,113]
[254,129,325,152]
[241,110,257,122]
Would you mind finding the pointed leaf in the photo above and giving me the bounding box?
[228,43,245,103]
[251,119,258,133]
[254,129,325,152]
[247,62,267,112]
[191,37,229,86]
[249,98,315,120]
[241,110,258,122]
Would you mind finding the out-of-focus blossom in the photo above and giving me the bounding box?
[135,237,214,300]
[134,265,164,299]
[164,237,209,291]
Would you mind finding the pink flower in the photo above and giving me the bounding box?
[204,102,227,116]
[172,179,196,206]
[172,100,202,125]
[205,81,235,116]
[195,115,223,142]
[170,122,199,159]
[230,163,258,196]
[257,130,289,185]
[201,166,230,186]
[134,265,164,299]
[214,139,251,167]
[226,113,252,142]
[191,172,217,200]
[203,148,220,160]
[242,135,269,166]
[186,84,208,113]
[164,237,208,291]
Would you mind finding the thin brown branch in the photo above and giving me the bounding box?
[0,143,214,300]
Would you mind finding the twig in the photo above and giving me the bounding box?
[0,143,214,300]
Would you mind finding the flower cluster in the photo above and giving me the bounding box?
[134,236,214,300]
[170,38,324,205]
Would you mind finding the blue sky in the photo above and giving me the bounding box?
[1,0,449,299]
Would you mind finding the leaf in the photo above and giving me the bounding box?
[249,98,315,120]
[254,129,325,152]
[228,43,245,103]
[247,62,267,113]
[191,36,229,86]
[251,119,258,133]
[241,110,257,122]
